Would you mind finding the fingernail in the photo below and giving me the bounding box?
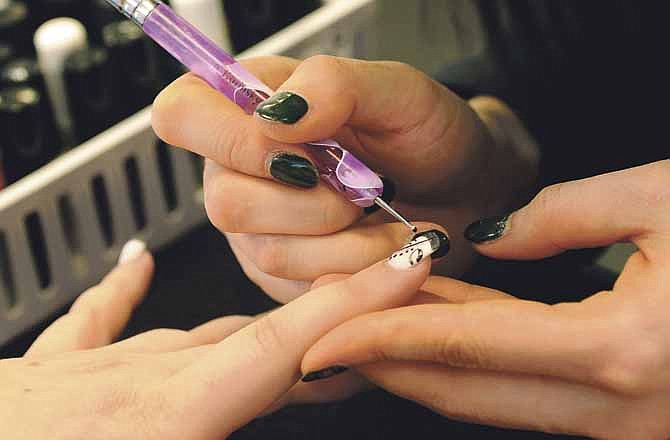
[301,365,349,383]
[388,229,450,270]
[256,92,308,124]
[269,152,319,188]
[464,215,510,244]
[118,239,147,265]
[364,177,396,215]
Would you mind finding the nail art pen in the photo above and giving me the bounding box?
[103,0,417,233]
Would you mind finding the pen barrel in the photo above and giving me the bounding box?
[143,3,383,207]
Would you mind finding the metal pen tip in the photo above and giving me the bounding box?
[373,197,418,233]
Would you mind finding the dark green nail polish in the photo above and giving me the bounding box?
[464,215,510,244]
[302,365,349,383]
[256,92,308,124]
[269,153,319,188]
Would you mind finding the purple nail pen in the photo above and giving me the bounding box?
[104,0,417,232]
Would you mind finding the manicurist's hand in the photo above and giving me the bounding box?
[0,236,437,439]
[303,161,670,439]
[152,55,539,303]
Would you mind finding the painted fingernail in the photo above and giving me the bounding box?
[301,365,349,383]
[364,177,396,215]
[118,239,146,265]
[388,229,450,270]
[269,152,319,188]
[464,215,510,244]
[256,92,308,124]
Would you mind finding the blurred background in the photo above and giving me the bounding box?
[0,1,649,438]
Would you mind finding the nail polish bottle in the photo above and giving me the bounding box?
[0,0,31,56]
[0,57,62,146]
[102,20,161,117]
[64,46,122,142]
[34,17,88,148]
[0,86,62,184]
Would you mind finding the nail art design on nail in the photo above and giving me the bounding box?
[464,215,510,244]
[302,365,349,383]
[388,229,450,270]
[256,91,308,124]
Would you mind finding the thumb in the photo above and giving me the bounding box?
[464,160,670,260]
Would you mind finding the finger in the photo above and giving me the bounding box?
[253,56,453,143]
[465,160,670,260]
[360,362,617,438]
[310,274,349,289]
[253,56,477,191]
[312,276,512,305]
[420,276,516,303]
[230,223,447,280]
[261,370,371,417]
[26,240,154,357]
[227,236,312,304]
[152,57,315,182]
[108,316,256,353]
[303,278,614,390]
[162,255,434,436]
[204,160,360,235]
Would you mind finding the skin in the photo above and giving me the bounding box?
[303,160,670,438]
[0,243,433,439]
[151,55,540,303]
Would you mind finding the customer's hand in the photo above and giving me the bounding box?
[0,237,434,439]
[303,161,670,438]
[152,55,539,303]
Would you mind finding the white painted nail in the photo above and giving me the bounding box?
[387,231,449,270]
[118,239,147,265]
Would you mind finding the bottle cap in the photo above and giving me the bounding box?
[34,17,88,144]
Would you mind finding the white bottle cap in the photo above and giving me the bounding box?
[171,0,233,53]
[33,18,88,144]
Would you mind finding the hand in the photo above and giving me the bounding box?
[302,160,670,439]
[152,55,539,303]
[0,238,434,439]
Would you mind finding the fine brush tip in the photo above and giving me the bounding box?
[373,197,417,234]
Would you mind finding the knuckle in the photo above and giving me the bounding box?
[248,236,289,277]
[532,183,568,218]
[300,55,350,94]
[593,315,662,395]
[209,121,251,172]
[435,309,492,369]
[252,314,288,358]
[629,163,670,221]
[204,179,248,233]
[437,333,490,369]
[302,54,344,74]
